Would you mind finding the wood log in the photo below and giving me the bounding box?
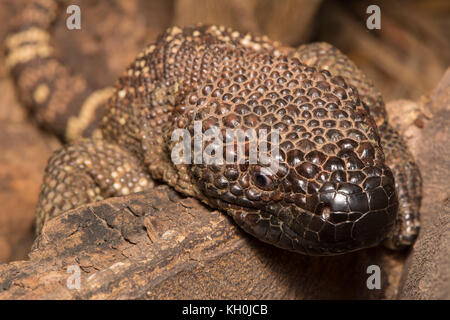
[396,68,450,299]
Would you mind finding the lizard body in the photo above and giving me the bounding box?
[6,1,421,255]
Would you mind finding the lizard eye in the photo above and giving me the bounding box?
[253,171,274,190]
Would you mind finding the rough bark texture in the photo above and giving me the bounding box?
[395,68,450,300]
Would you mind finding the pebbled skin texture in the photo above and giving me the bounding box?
[6,2,421,255]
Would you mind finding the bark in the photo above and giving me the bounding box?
[396,68,450,300]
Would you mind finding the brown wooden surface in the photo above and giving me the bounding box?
[396,69,450,299]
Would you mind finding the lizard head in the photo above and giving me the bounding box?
[172,51,398,255]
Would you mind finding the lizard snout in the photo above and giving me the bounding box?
[304,167,399,254]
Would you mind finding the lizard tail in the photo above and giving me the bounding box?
[5,0,113,141]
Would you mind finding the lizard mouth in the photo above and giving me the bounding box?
[209,180,398,256]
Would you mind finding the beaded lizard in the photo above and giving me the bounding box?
[5,0,421,255]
